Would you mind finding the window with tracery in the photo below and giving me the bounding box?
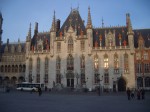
[45,57,49,83]
[29,58,32,71]
[114,53,119,73]
[94,54,99,70]
[124,53,129,73]
[80,40,85,51]
[68,38,73,52]
[56,56,61,70]
[80,55,85,69]
[67,54,74,70]
[104,54,109,69]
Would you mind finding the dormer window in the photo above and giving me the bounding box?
[37,39,43,52]
[4,46,8,52]
[11,45,15,53]
[18,45,22,52]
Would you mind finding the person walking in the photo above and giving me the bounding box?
[137,88,141,100]
[141,88,145,100]
[38,87,42,96]
[126,88,131,100]
[131,89,135,99]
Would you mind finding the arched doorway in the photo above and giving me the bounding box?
[118,77,126,91]
[11,76,17,86]
[18,76,24,83]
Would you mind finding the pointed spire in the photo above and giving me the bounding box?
[50,10,56,32]
[126,13,133,34]
[26,23,31,41]
[86,6,92,29]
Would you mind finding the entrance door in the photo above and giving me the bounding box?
[118,77,126,91]
[67,79,74,87]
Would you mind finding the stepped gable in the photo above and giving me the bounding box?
[93,26,128,47]
[57,9,86,37]
[133,29,150,48]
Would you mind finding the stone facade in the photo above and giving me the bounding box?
[0,8,150,91]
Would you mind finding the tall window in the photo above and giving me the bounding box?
[56,56,61,70]
[29,58,32,71]
[67,54,74,70]
[137,63,142,73]
[57,42,61,52]
[94,54,99,71]
[56,56,61,83]
[114,53,119,73]
[104,54,109,69]
[124,53,129,73]
[81,55,85,84]
[68,38,73,53]
[144,63,150,73]
[80,55,85,69]
[143,52,148,60]
[37,57,40,83]
[45,57,49,83]
[104,73,109,84]
[56,71,61,84]
[80,40,85,51]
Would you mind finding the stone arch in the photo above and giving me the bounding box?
[11,76,17,85]
[117,77,126,91]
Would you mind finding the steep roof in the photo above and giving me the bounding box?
[93,26,128,47]
[31,32,50,50]
[57,9,86,37]
[133,29,150,48]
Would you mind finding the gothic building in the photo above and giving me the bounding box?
[0,8,150,91]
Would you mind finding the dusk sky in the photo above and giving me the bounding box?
[0,0,150,43]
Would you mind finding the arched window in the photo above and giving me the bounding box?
[56,56,61,70]
[145,77,150,87]
[8,65,11,72]
[80,55,85,69]
[29,58,32,71]
[80,40,85,51]
[124,53,129,73]
[94,54,99,70]
[104,54,109,69]
[15,65,18,72]
[1,65,4,72]
[45,57,49,83]
[67,54,74,70]
[68,38,73,53]
[143,51,148,60]
[12,65,15,72]
[5,65,7,72]
[37,57,40,71]
[18,45,22,52]
[37,57,40,83]
[19,65,22,72]
[114,53,119,73]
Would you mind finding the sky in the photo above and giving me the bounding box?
[0,0,150,43]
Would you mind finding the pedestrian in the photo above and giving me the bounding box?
[38,87,42,96]
[131,89,135,99]
[137,88,141,100]
[126,88,131,100]
[141,89,145,100]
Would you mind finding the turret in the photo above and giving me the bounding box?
[86,7,93,55]
[50,11,56,56]
[26,23,32,42]
[0,12,3,47]
[126,13,134,54]
[26,23,32,57]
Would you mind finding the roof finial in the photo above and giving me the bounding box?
[102,17,104,28]
[51,10,56,32]
[86,6,92,29]
[126,13,133,34]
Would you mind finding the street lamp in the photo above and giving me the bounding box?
[98,75,103,96]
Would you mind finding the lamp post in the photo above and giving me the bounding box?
[98,75,103,96]
[76,72,80,88]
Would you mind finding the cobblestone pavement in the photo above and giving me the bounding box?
[0,90,150,112]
